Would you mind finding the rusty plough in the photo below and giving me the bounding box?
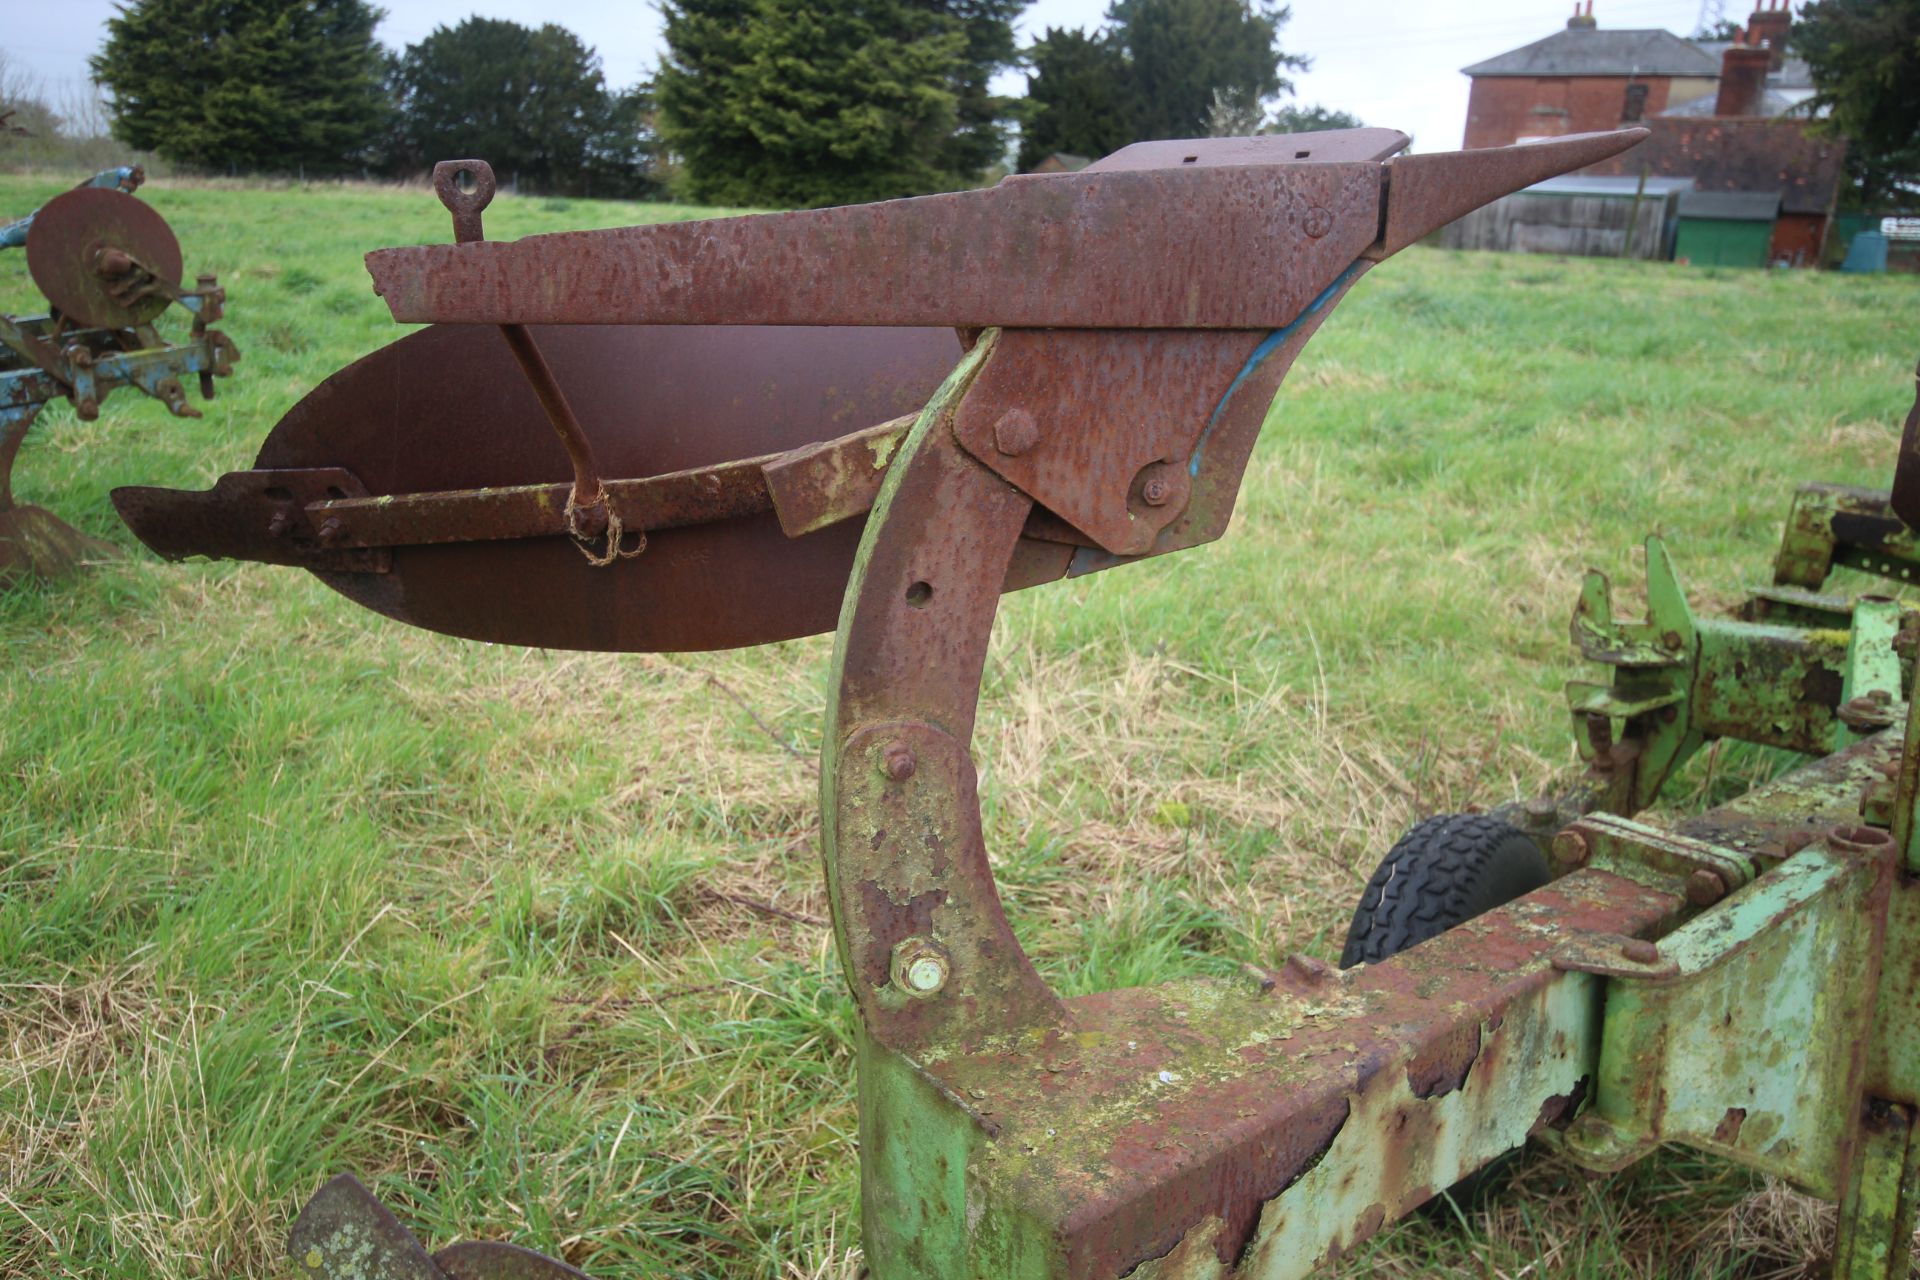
[111,126,1920,1278]
[0,166,238,584]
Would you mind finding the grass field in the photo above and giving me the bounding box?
[2,172,1918,1280]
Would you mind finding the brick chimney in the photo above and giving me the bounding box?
[1567,0,1596,30]
[1716,33,1772,116]
[1745,0,1792,71]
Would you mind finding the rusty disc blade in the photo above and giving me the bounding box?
[25,187,182,329]
[256,323,964,652]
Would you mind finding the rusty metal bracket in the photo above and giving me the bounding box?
[111,468,390,573]
[116,415,922,562]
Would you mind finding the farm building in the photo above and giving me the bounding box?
[1433,174,1691,259]
[1458,1,1846,267]
[1673,190,1783,266]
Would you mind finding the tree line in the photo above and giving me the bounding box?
[82,0,1334,206]
[71,0,1920,209]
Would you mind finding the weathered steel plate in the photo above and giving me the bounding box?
[1079,127,1409,172]
[248,323,966,652]
[366,163,1385,330]
[24,187,181,329]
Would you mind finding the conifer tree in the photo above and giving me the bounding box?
[387,18,658,198]
[91,0,388,173]
[1016,29,1132,170]
[1020,0,1306,167]
[658,0,994,206]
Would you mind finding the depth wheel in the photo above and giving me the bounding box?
[1341,813,1550,968]
[1340,812,1552,1215]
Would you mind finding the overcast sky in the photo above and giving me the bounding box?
[12,0,1726,158]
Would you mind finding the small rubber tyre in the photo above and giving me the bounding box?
[1338,812,1552,1216]
[1340,813,1551,969]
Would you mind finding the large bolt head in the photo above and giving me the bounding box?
[890,938,950,997]
[992,408,1040,457]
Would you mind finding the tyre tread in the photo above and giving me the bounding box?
[1339,813,1547,968]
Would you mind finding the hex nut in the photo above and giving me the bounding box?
[1683,868,1727,907]
[1553,829,1591,866]
[890,938,950,997]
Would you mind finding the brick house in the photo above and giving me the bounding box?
[1462,2,1846,266]
[1461,6,1722,148]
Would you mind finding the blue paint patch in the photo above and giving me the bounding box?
[1189,259,1367,477]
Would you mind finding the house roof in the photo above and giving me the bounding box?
[1679,189,1782,219]
[1661,86,1818,119]
[1582,116,1847,215]
[1521,174,1695,197]
[1463,28,1721,77]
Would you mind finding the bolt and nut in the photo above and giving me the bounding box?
[890,938,950,997]
[882,743,917,782]
[1553,829,1591,866]
[1838,695,1898,730]
[1140,477,1172,507]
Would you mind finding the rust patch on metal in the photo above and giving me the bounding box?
[856,882,947,990]
[1406,1022,1482,1100]
[1531,1075,1590,1135]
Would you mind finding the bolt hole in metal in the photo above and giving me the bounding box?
[905,580,933,608]
[453,167,476,195]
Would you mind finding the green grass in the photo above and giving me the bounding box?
[2,173,1917,1279]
